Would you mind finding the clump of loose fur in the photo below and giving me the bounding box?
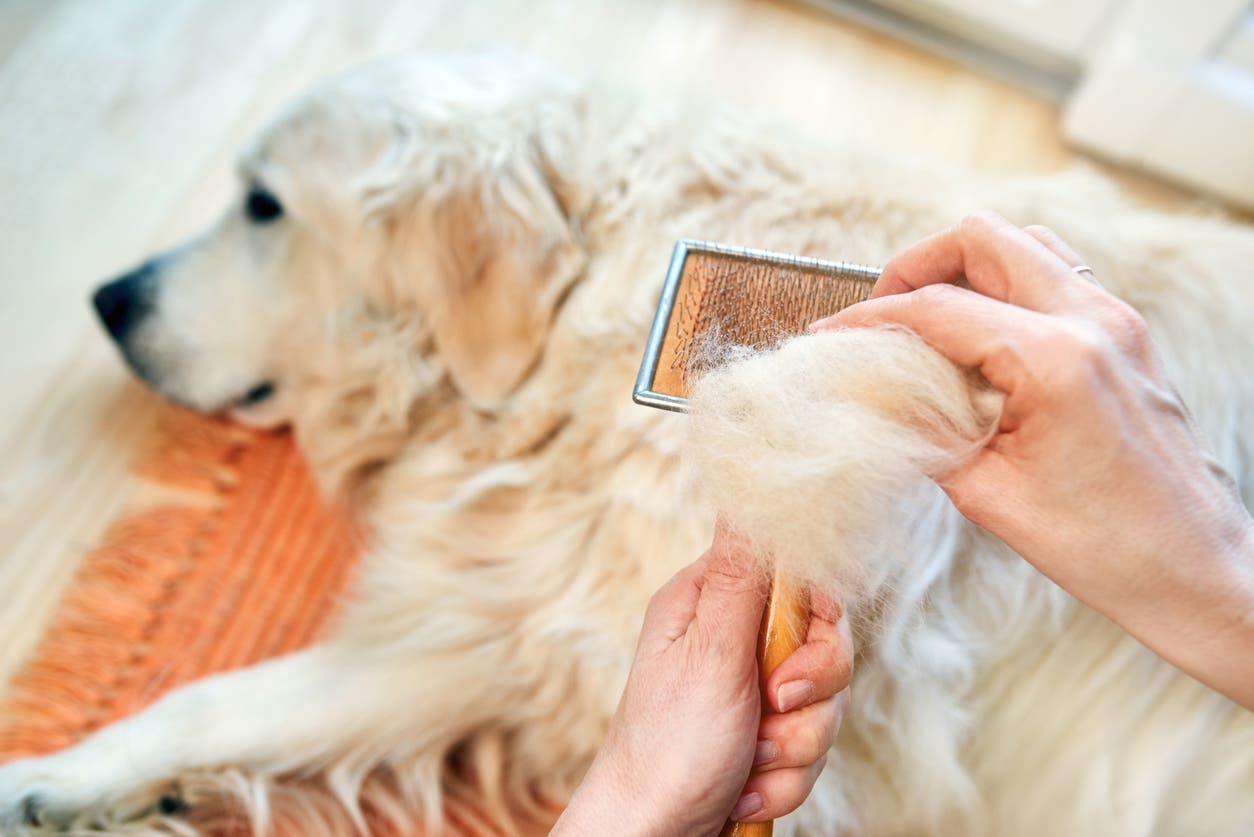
[686,327,1003,607]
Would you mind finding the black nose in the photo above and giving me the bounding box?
[93,262,157,342]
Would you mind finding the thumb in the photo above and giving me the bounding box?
[693,519,770,657]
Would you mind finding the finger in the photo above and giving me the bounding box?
[693,520,769,659]
[1021,224,1084,268]
[857,212,1075,312]
[1021,225,1154,353]
[755,689,848,770]
[732,757,828,822]
[639,552,711,647]
[809,284,1042,395]
[1022,224,1101,288]
[765,602,853,712]
[808,586,843,622]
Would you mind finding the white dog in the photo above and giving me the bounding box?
[1,51,1252,835]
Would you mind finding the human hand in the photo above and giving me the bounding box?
[810,212,1254,708]
[552,522,853,836]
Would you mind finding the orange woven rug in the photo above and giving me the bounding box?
[0,410,543,835]
[0,410,362,759]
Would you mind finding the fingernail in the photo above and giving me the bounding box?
[731,792,763,820]
[777,680,814,712]
[753,739,777,765]
[805,316,832,333]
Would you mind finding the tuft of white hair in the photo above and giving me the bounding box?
[686,327,1003,609]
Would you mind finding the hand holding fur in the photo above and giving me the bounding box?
[813,212,1254,708]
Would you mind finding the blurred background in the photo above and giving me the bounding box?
[0,0,1250,694]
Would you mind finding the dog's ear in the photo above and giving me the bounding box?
[425,170,583,406]
[379,137,585,409]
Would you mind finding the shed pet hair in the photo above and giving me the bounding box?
[686,327,1004,608]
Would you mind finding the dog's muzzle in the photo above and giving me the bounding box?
[93,260,158,344]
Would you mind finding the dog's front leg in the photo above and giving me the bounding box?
[0,640,441,830]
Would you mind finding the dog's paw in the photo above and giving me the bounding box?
[0,759,67,831]
[0,758,60,830]
[0,755,188,832]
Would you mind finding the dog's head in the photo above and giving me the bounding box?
[93,53,586,486]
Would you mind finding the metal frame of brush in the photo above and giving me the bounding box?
[633,239,882,413]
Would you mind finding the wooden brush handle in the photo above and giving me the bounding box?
[720,571,810,837]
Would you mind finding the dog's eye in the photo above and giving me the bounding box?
[240,381,275,405]
[244,188,283,223]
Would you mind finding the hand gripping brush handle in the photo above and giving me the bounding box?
[633,240,879,836]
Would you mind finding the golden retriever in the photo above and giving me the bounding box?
[1,50,1252,836]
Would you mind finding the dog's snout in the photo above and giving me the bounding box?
[93,262,157,341]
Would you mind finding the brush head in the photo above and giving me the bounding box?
[633,240,880,412]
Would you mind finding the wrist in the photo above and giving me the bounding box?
[1116,513,1254,709]
[552,750,670,837]
[1205,519,1254,693]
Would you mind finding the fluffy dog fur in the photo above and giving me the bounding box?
[687,328,1004,607]
[1,51,1252,835]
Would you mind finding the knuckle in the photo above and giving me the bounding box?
[911,281,962,308]
[759,768,815,818]
[1049,322,1106,365]
[803,714,832,759]
[812,643,854,690]
[1036,322,1113,394]
[811,639,840,669]
[1103,299,1152,347]
[959,210,1008,238]
[835,654,854,689]
[1022,223,1056,242]
[985,338,1028,385]
[914,281,954,301]
[809,587,844,622]
[1068,325,1108,363]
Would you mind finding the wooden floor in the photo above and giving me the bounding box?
[0,0,1198,694]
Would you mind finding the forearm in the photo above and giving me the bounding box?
[1112,515,1254,711]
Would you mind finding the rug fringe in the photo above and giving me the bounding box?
[0,410,530,836]
[0,411,358,761]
